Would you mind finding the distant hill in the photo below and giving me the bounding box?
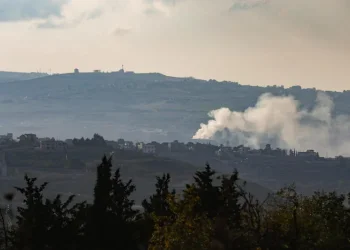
[0,71,48,83]
[0,71,349,142]
[0,147,271,205]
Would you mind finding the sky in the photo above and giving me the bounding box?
[0,0,349,91]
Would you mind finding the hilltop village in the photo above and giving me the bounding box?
[1,132,350,196]
[0,132,329,161]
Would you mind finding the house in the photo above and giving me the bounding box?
[248,149,261,155]
[233,145,250,154]
[142,144,156,154]
[120,141,134,150]
[40,139,67,151]
[0,133,13,144]
[136,142,144,151]
[65,139,74,147]
[18,134,38,145]
[298,150,318,158]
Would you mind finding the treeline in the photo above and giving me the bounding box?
[1,156,350,250]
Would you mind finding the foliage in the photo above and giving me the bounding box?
[142,173,175,216]
[149,186,213,250]
[11,175,87,250]
[86,155,140,250]
[72,133,107,147]
[6,155,350,250]
[141,173,176,248]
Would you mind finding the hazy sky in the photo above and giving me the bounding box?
[0,0,349,90]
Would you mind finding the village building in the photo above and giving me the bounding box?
[297,149,319,158]
[40,139,67,151]
[142,144,156,154]
[119,141,134,150]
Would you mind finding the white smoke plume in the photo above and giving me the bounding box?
[193,92,350,157]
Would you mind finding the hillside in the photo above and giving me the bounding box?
[0,71,47,83]
[0,71,350,142]
[0,146,271,206]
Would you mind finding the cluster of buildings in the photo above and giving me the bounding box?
[0,132,322,159]
[116,140,156,154]
[215,143,320,159]
[13,133,68,152]
[115,140,321,159]
[39,138,67,151]
[73,66,125,75]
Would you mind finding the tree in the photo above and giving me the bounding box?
[142,173,175,216]
[149,185,213,250]
[0,193,14,250]
[141,174,176,248]
[85,155,140,250]
[212,171,243,249]
[44,195,88,250]
[110,168,140,250]
[11,175,50,250]
[190,163,220,219]
[12,175,86,250]
[92,133,106,146]
[86,155,113,250]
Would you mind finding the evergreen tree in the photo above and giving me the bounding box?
[218,170,241,228]
[141,173,176,248]
[142,173,175,216]
[111,169,138,221]
[190,163,220,219]
[110,168,140,250]
[11,175,50,250]
[86,155,113,250]
[12,175,86,250]
[149,186,213,250]
[86,155,139,250]
[213,170,243,249]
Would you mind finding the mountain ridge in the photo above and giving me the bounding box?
[2,70,344,93]
[0,70,349,144]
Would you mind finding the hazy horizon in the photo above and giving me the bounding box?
[0,69,346,93]
[1,0,349,91]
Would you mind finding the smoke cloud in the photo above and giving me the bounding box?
[193,92,350,157]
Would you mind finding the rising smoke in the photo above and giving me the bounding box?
[193,92,350,157]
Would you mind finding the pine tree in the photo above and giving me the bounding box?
[12,175,50,250]
[86,155,139,250]
[141,173,176,248]
[219,170,241,228]
[44,195,88,250]
[191,163,220,219]
[142,173,175,216]
[12,175,86,250]
[110,168,140,250]
[86,155,113,250]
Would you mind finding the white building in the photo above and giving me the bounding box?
[40,140,67,151]
[136,142,144,151]
[142,144,156,154]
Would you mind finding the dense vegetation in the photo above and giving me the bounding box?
[1,155,350,250]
